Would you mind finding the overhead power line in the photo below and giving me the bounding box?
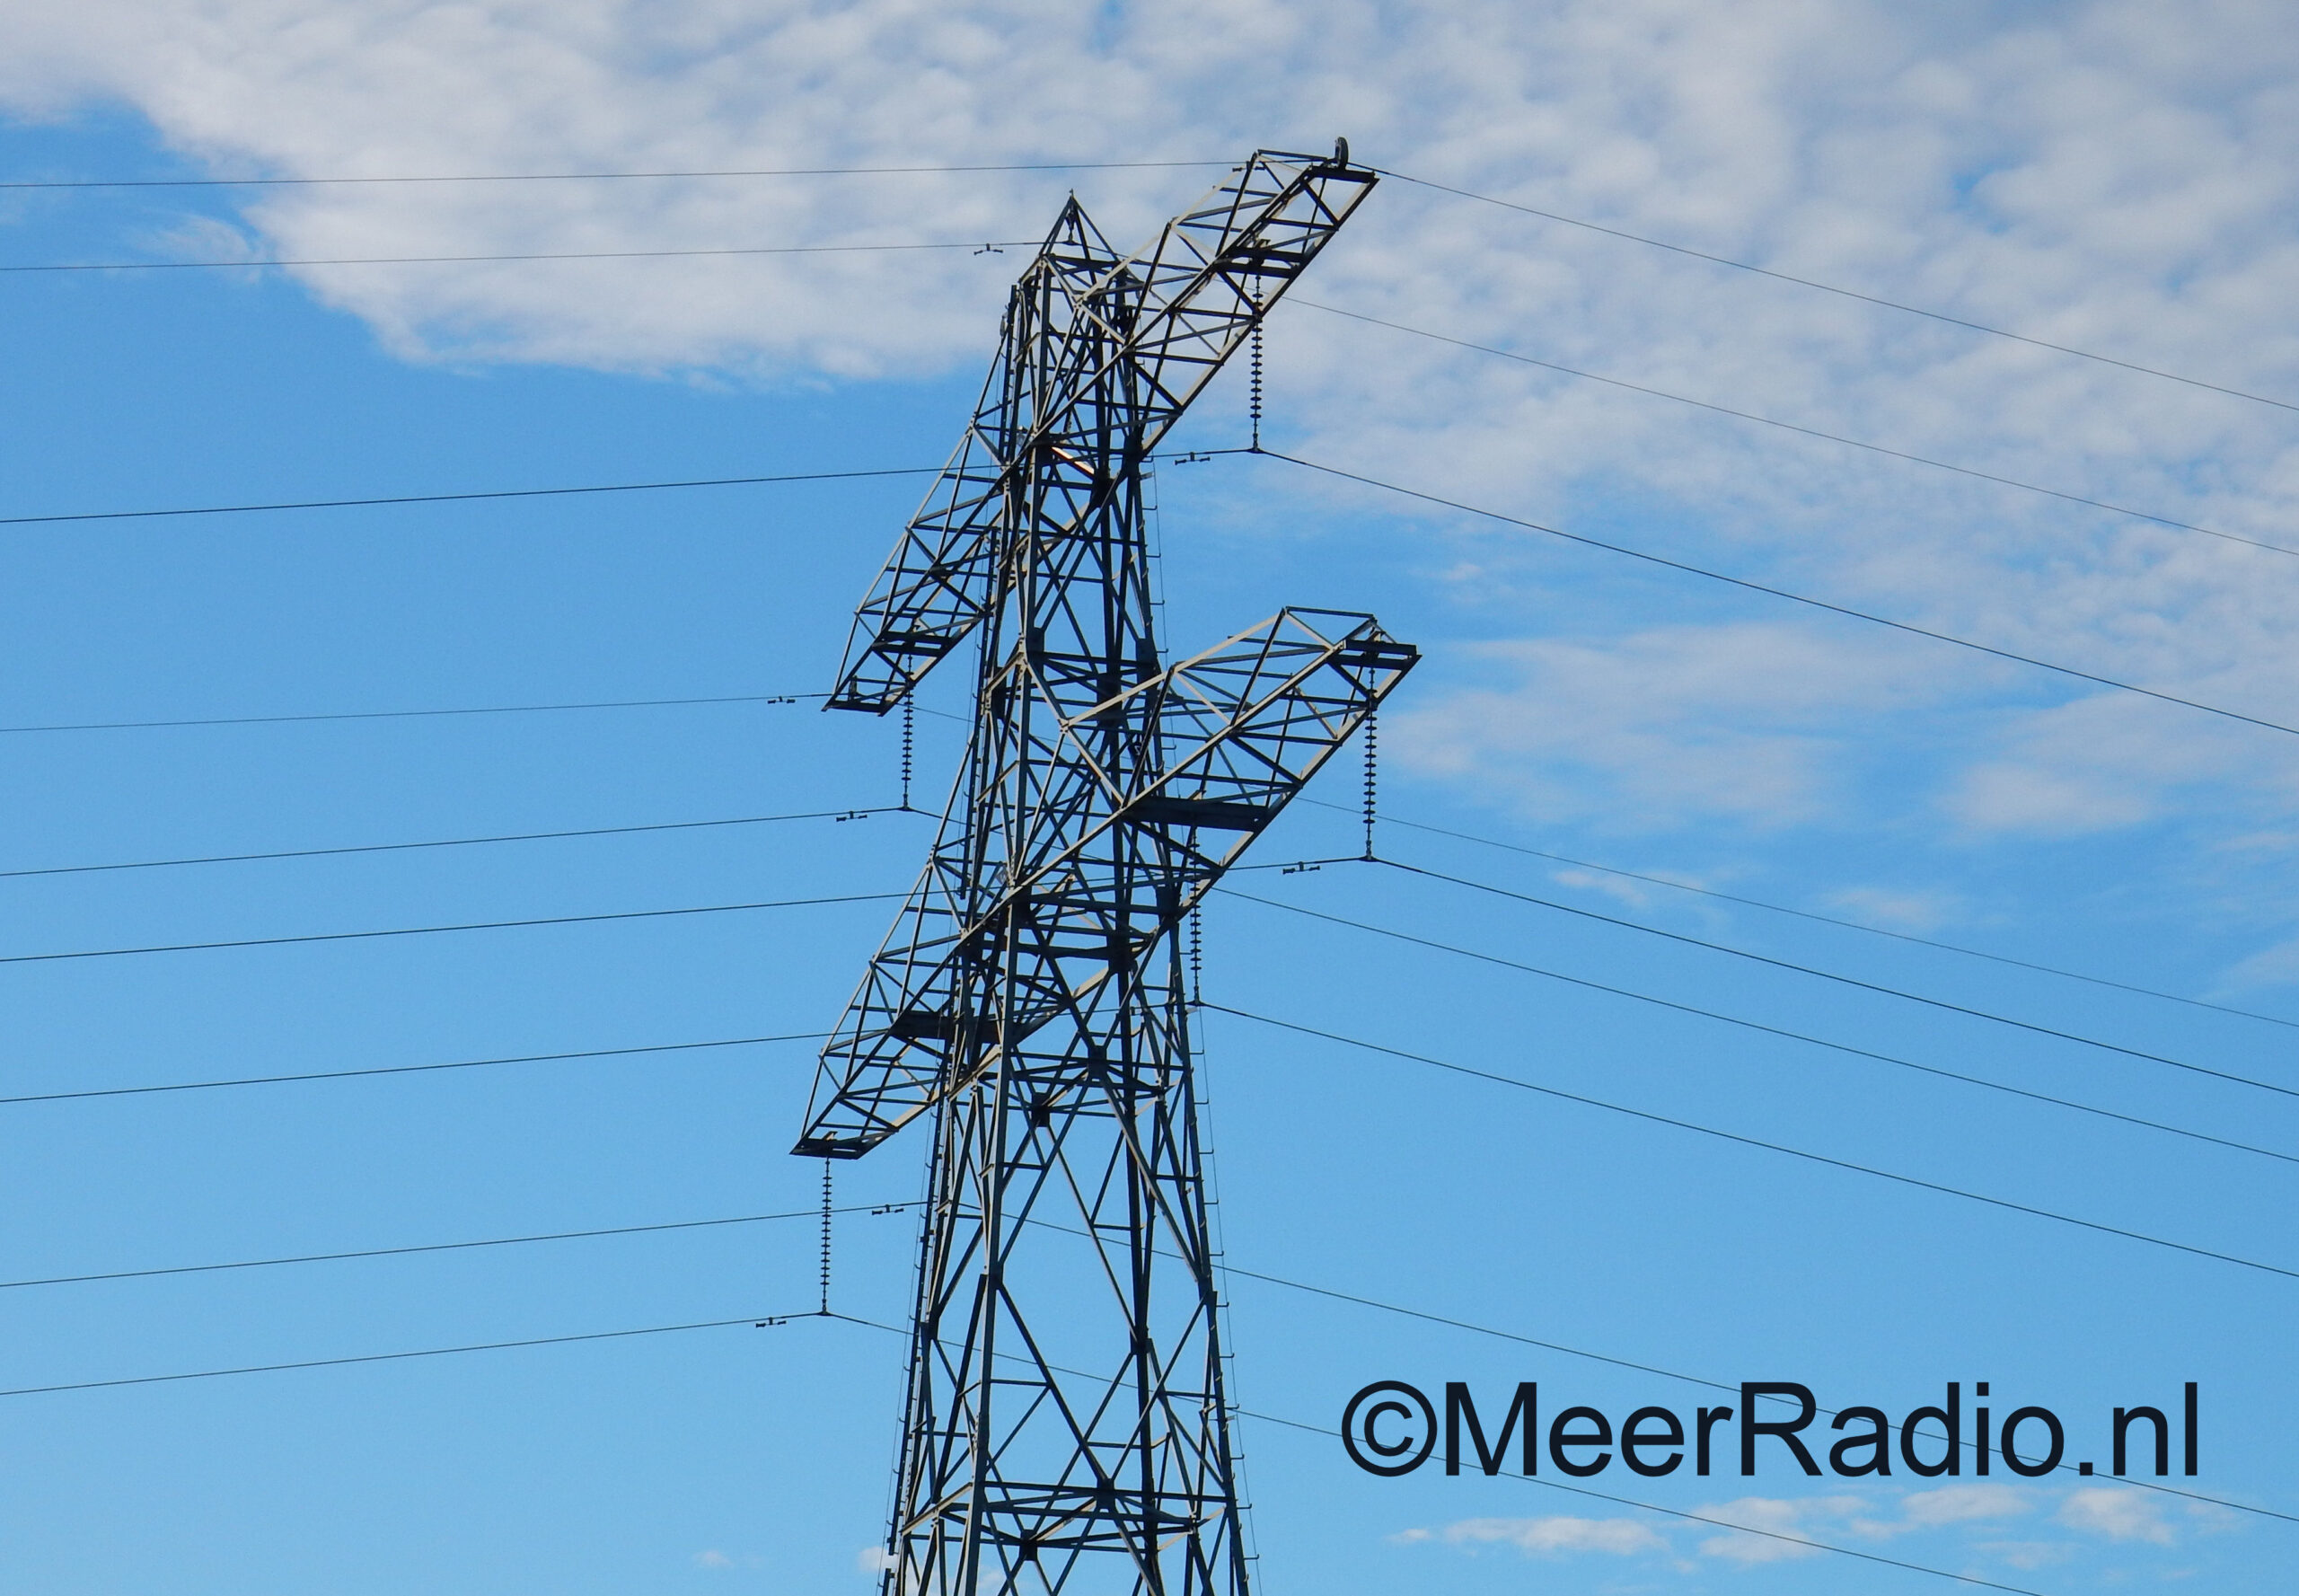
[1379,857,2299,1104]
[13,751,2283,1035]
[18,902,2280,1166]
[0,1032,822,1108]
[0,463,940,529]
[1308,798,2299,1033]
[2,1171,2273,1529]
[1246,1406,2048,1592]
[1295,298,2299,560]
[20,150,2281,425]
[33,448,2244,747]
[1007,1206,2291,1528]
[0,1301,2033,1592]
[839,1308,2054,1595]
[0,692,816,736]
[1266,451,2299,741]
[0,1312,814,1399]
[2,159,1233,191]
[1385,168,2299,416]
[2,804,900,879]
[1215,884,2299,1160]
[0,448,1249,530]
[1222,884,2299,1111]
[1211,1003,2299,1283]
[1235,1405,2047,1594]
[0,889,902,967]
[4,239,1035,275]
[1,1202,915,1292]
[1207,1253,2295,1530]
[13,815,2281,1137]
[10,671,2279,1040]
[10,1187,2276,1530]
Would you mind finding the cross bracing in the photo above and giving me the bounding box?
[794,145,1411,1596]
[824,147,1380,718]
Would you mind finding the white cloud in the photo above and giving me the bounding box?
[1423,1487,2066,1573]
[1436,1514,1666,1556]
[1693,1487,2035,1564]
[1391,622,1952,829]
[2218,933,2299,992]
[7,0,2299,842]
[2057,1486,2176,1545]
[1551,865,1677,912]
[691,1549,735,1570]
[1977,1539,2074,1570]
[0,0,1343,376]
[857,1546,901,1574]
[1693,1494,1867,1564]
[1946,759,2159,834]
[1896,1484,2032,1530]
[1822,885,1959,932]
[2180,1497,2247,1536]
[1939,690,2283,836]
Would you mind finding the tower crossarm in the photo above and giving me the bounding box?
[793,608,1415,1159]
[824,147,1379,715]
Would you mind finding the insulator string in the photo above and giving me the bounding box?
[1361,711,1379,861]
[818,1160,833,1315]
[1248,294,1264,452]
[899,699,914,809]
[1189,908,1205,1010]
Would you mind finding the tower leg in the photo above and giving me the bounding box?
[881,942,1246,1596]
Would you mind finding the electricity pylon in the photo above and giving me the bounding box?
[795,145,1414,1596]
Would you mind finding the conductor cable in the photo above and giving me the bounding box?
[1209,1001,2299,1283]
[1381,167,2299,416]
[1265,451,2299,743]
[1376,858,2298,1103]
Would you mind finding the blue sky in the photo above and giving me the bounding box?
[4,4,2297,1592]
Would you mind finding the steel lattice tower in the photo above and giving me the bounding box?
[794,145,1414,1596]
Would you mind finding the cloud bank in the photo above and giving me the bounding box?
[7,0,2297,862]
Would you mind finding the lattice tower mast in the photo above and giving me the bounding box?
[795,144,1414,1596]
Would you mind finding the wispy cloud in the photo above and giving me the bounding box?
[2057,1486,2176,1544]
[1391,622,1952,830]
[2217,932,2299,992]
[1894,1484,2033,1530]
[1436,1514,1667,1556]
[1691,1494,1869,1563]
[7,0,2296,860]
[1821,884,1960,932]
[1694,1486,2033,1564]
[1413,1484,2227,1576]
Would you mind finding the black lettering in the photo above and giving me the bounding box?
[2185,1382,2198,1477]
[1445,1381,1537,1477]
[1547,1406,1613,1477]
[1341,1381,1435,1477]
[2000,1407,2064,1477]
[2114,1406,2169,1477]
[1740,1383,1821,1477]
[1899,1384,1961,1478]
[1696,1406,1732,1476]
[1364,1404,1413,1452]
[1620,1406,1683,1477]
[1828,1406,1891,1477]
[1972,1382,1992,1476]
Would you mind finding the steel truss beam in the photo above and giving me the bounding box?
[796,145,1411,1596]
